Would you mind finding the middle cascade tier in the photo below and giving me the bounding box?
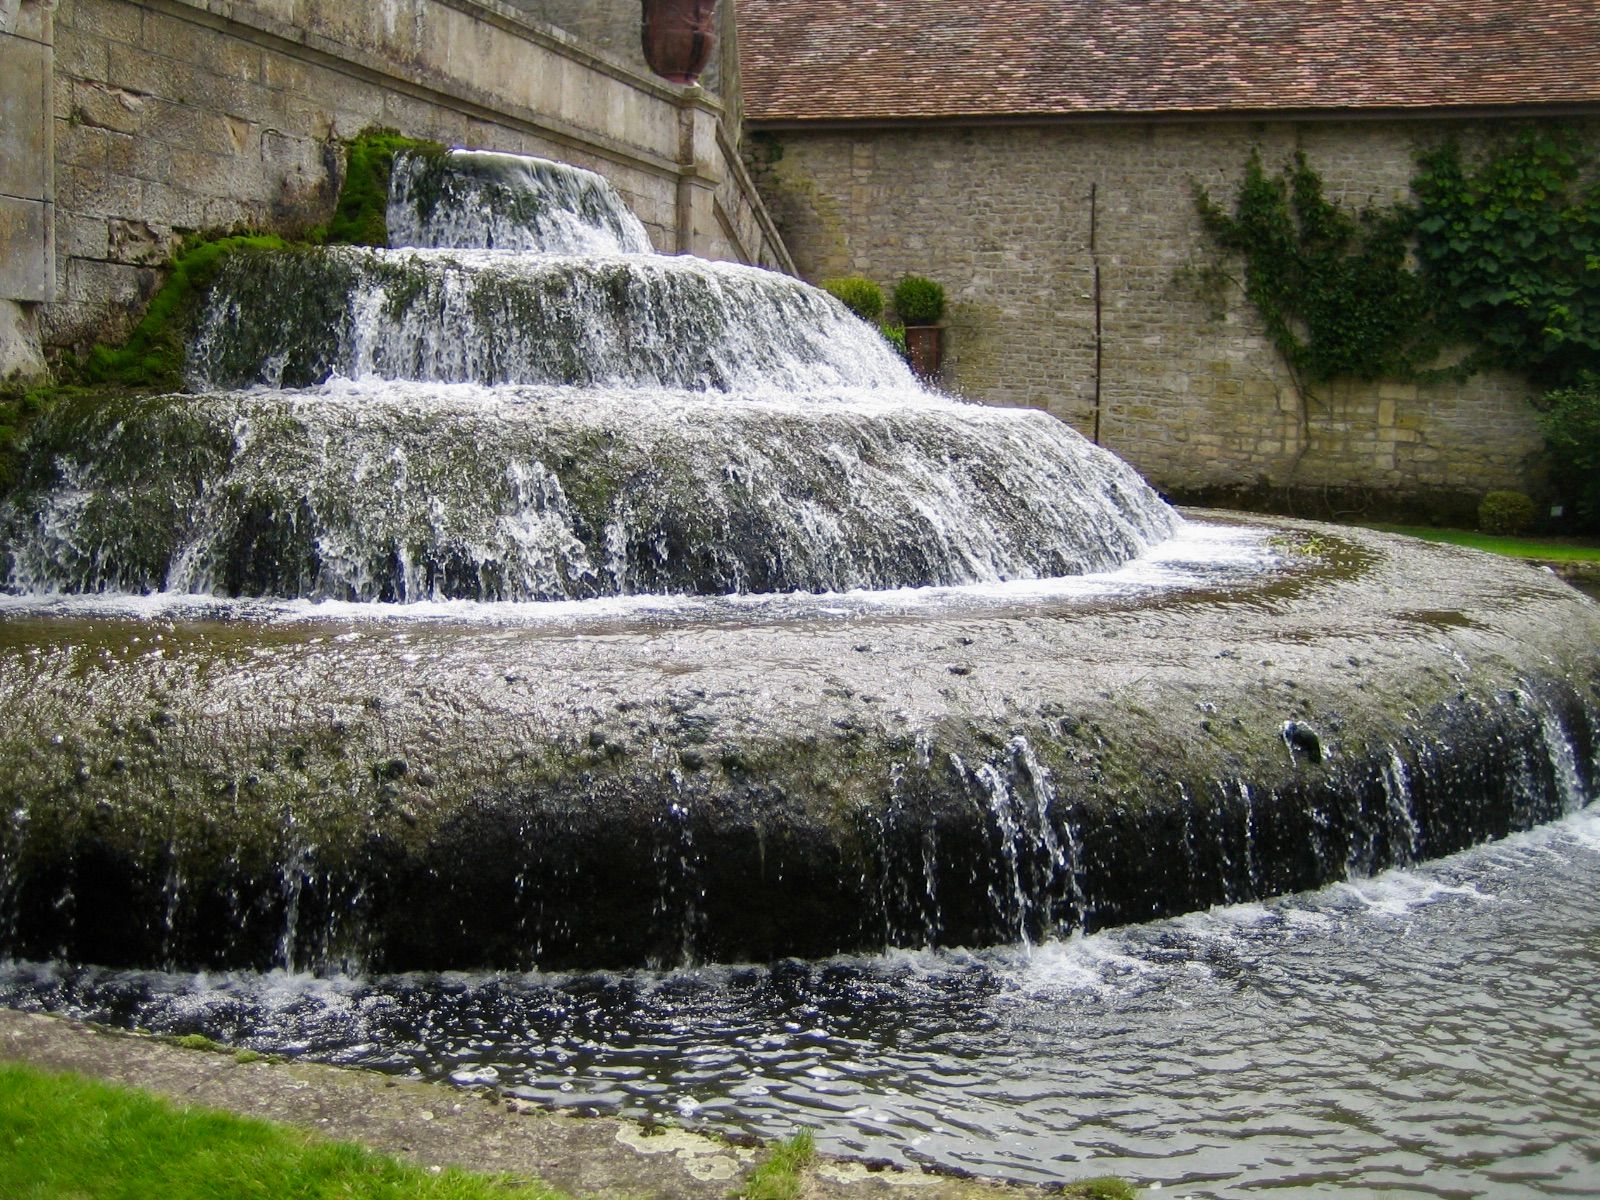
[1,383,1179,602]
[189,246,918,394]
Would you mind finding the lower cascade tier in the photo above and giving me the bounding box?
[0,383,1176,602]
[0,521,1595,972]
[11,813,1597,1197]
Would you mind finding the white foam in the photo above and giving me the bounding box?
[0,520,1270,629]
[1326,873,1489,916]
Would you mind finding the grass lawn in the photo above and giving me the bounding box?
[1360,524,1600,563]
[0,1062,563,1200]
[0,1060,1141,1200]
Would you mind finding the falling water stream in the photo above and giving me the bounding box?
[4,804,1597,1198]
[3,146,1599,1197]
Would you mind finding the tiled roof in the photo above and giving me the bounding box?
[738,0,1600,124]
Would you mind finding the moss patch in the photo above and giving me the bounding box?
[322,127,446,247]
[0,380,61,491]
[0,236,285,492]
[81,235,291,390]
[1,128,447,504]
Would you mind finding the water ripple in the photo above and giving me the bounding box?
[4,806,1598,1198]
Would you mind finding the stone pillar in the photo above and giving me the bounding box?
[675,93,720,255]
[0,0,54,379]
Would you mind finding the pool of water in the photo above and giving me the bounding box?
[5,804,1598,1199]
[1567,575,1599,603]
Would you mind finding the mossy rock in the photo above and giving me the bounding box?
[323,127,446,248]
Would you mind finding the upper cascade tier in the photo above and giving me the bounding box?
[0,146,1186,603]
[386,149,656,256]
[0,384,1180,603]
[188,247,919,394]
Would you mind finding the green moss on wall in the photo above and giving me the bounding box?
[321,127,446,247]
[81,235,291,391]
[3,129,448,497]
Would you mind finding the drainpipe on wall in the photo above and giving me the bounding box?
[1089,181,1104,446]
[0,0,56,379]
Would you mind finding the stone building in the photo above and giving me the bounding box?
[0,0,789,375]
[738,0,1600,519]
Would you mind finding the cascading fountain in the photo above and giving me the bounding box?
[0,147,1596,976]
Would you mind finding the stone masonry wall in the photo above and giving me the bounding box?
[750,118,1597,518]
[509,0,732,102]
[43,0,789,355]
[1,0,56,377]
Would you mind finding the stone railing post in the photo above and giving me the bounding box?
[675,92,721,256]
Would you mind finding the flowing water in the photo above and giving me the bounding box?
[2,150,1176,603]
[4,145,1599,1195]
[386,149,657,256]
[4,803,1596,1199]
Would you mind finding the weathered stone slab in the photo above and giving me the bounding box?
[0,298,47,377]
[0,195,53,301]
[0,28,50,197]
[3,0,54,44]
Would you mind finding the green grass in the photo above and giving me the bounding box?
[0,1062,564,1200]
[740,1130,814,1200]
[1361,523,1600,563]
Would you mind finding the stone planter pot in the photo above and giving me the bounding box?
[641,0,718,85]
[904,324,944,381]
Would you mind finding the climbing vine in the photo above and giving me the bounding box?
[1536,373,1600,527]
[1411,128,1600,387]
[1194,150,1435,385]
[1194,128,1600,525]
[1196,129,1600,389]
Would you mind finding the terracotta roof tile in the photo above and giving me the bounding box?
[737,0,1600,123]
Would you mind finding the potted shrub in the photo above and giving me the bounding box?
[821,276,885,323]
[823,276,911,361]
[892,274,946,380]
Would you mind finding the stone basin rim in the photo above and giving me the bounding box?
[0,514,1595,974]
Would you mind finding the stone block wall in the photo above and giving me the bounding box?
[1,0,56,377]
[509,0,735,106]
[749,117,1594,517]
[43,0,789,355]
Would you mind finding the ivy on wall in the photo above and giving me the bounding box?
[1195,127,1600,390]
[1193,127,1600,526]
[1412,128,1600,387]
[1194,150,1435,385]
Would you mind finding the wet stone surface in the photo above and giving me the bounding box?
[0,1008,1042,1200]
[0,517,1596,972]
